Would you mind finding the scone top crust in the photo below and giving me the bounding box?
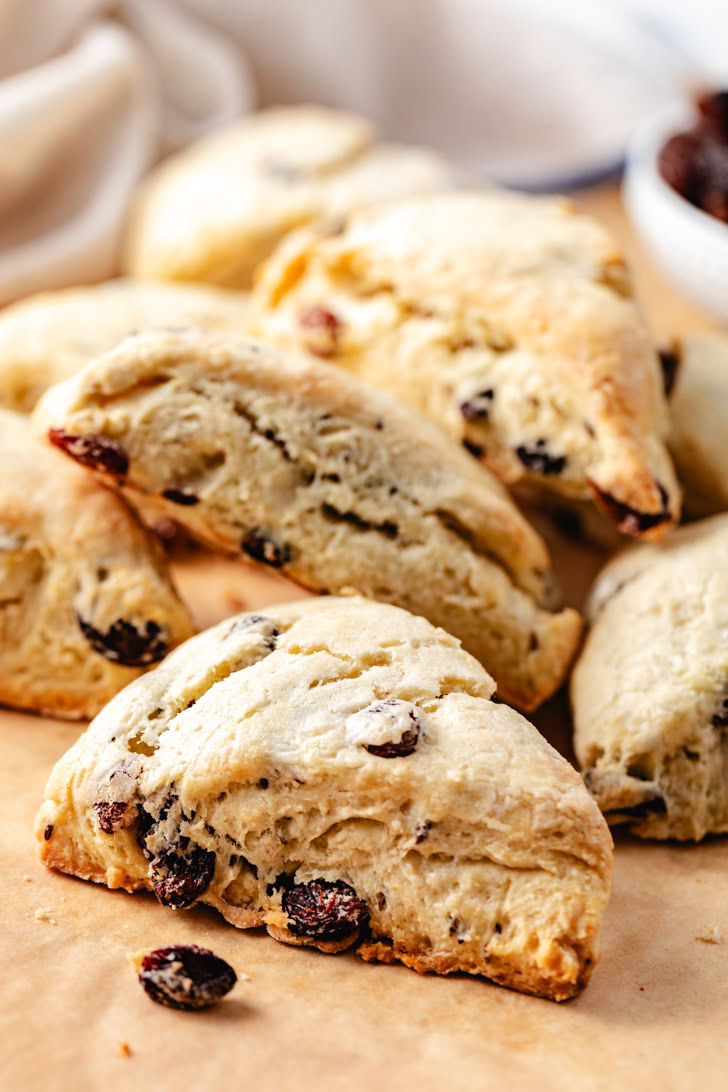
[0,410,194,719]
[573,514,728,839]
[38,596,611,1000]
[124,105,455,288]
[250,190,680,539]
[0,278,250,413]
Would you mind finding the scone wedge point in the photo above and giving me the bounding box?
[0,278,250,413]
[35,328,581,711]
[0,410,193,719]
[248,190,680,539]
[37,596,612,1000]
[573,515,728,840]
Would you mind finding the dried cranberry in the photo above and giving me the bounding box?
[712,698,728,726]
[658,348,680,397]
[587,479,671,537]
[658,132,703,201]
[226,614,279,649]
[516,441,566,475]
[346,699,428,758]
[460,389,494,421]
[299,306,341,358]
[138,945,236,1010]
[162,488,199,506]
[241,530,290,568]
[282,878,368,940]
[697,90,728,139]
[48,429,128,477]
[149,845,216,909]
[94,801,128,834]
[604,796,667,820]
[78,617,168,666]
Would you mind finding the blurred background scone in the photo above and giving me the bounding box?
[124,105,456,290]
[0,279,250,414]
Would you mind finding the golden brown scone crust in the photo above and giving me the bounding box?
[248,191,680,539]
[37,596,612,1000]
[0,410,193,719]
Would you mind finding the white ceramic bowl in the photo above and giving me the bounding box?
[624,101,728,322]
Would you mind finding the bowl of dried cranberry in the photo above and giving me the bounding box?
[624,90,728,320]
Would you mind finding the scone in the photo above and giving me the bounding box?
[572,514,728,840]
[0,278,249,413]
[248,191,680,539]
[666,333,728,517]
[35,328,581,711]
[0,410,193,719]
[36,596,612,1001]
[124,105,455,289]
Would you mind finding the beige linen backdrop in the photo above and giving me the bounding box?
[0,0,685,306]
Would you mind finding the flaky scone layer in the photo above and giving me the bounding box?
[573,515,728,840]
[0,410,193,719]
[249,191,680,539]
[37,596,612,1000]
[34,328,580,710]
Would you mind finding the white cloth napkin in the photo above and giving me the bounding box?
[0,0,706,306]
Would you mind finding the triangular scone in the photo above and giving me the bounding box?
[0,411,193,719]
[0,278,249,413]
[124,105,455,289]
[36,596,612,1000]
[248,191,680,539]
[573,515,728,840]
[35,328,580,711]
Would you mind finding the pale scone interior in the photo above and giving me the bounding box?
[34,328,582,711]
[37,596,612,1001]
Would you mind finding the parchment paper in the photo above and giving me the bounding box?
[3,188,728,1091]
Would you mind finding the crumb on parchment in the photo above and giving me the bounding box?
[117,1042,132,1059]
[696,926,722,945]
[34,907,56,924]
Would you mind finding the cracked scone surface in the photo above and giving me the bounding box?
[37,596,612,1001]
[124,105,455,289]
[35,328,580,711]
[667,332,728,518]
[0,278,249,413]
[572,515,728,840]
[0,410,193,719]
[249,191,679,539]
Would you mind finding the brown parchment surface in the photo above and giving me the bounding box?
[2,187,728,1091]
